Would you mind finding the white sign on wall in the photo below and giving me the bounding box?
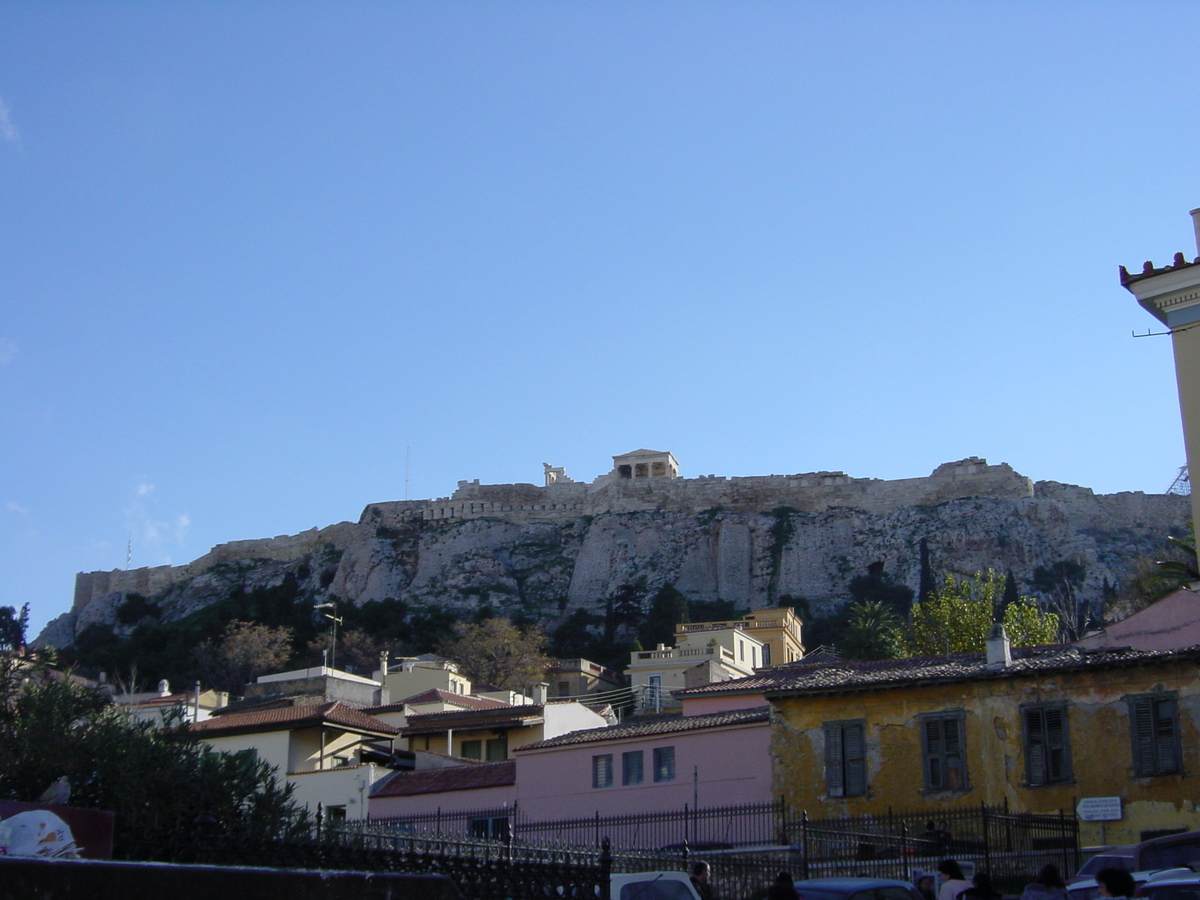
[1076,796,1123,822]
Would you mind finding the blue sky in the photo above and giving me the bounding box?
[3,2,1199,639]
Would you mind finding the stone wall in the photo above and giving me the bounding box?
[364,457,1033,528]
[72,522,360,611]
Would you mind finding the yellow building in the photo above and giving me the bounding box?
[676,606,805,667]
[1121,207,1200,528]
[762,638,1200,846]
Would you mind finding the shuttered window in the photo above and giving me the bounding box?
[1023,704,1071,785]
[653,746,676,782]
[921,712,967,791]
[825,720,867,797]
[1128,693,1180,777]
[592,754,613,788]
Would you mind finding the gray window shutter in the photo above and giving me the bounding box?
[1132,698,1155,776]
[845,724,866,797]
[826,723,845,797]
[1025,707,1047,785]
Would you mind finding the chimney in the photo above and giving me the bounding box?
[531,682,548,705]
[986,622,1011,670]
[1192,207,1200,256]
[158,679,170,696]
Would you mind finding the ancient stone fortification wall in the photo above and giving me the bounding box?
[72,522,360,611]
[72,459,1030,609]
[363,457,1033,528]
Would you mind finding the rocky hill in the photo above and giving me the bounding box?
[38,456,1188,656]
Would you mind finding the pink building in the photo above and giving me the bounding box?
[514,706,771,820]
[368,707,771,823]
[1075,587,1200,651]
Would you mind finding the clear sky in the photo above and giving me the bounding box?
[3,2,1199,640]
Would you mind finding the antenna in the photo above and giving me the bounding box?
[126,534,132,569]
[405,441,410,501]
[1167,465,1191,496]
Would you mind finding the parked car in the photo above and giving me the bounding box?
[1136,834,1200,873]
[1071,848,1137,884]
[1134,868,1200,900]
[1069,869,1193,900]
[611,871,704,900]
[793,876,925,900]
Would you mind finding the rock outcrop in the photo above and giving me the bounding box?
[37,458,1189,648]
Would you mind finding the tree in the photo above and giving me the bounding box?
[639,584,689,650]
[0,650,310,858]
[839,600,902,660]
[438,617,552,690]
[902,569,1059,657]
[304,628,386,676]
[0,604,29,651]
[195,620,294,693]
[847,564,914,616]
[1030,560,1089,641]
[918,538,936,603]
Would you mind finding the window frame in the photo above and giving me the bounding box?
[460,739,482,760]
[592,753,613,788]
[1022,702,1072,786]
[653,746,676,783]
[824,719,867,798]
[1127,692,1181,777]
[920,711,968,792]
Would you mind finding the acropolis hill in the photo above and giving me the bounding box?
[42,450,1189,649]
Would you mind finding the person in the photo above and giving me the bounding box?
[959,872,1000,900]
[1021,864,1068,900]
[767,871,801,900]
[937,860,972,900]
[915,874,937,900]
[935,822,953,853]
[1095,868,1136,899]
[691,861,714,900]
[921,822,940,854]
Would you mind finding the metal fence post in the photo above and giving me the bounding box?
[600,837,613,900]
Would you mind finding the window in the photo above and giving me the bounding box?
[461,740,482,760]
[762,644,771,667]
[623,750,644,785]
[921,712,967,791]
[824,720,866,797]
[653,746,675,782]
[558,681,571,696]
[1023,703,1071,785]
[593,754,613,788]
[486,735,508,761]
[1128,693,1180,777]
[470,817,511,840]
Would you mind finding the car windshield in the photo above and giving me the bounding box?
[1138,885,1200,900]
[620,881,696,900]
[1079,855,1134,877]
[1140,842,1200,872]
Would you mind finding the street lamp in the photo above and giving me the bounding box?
[314,602,343,671]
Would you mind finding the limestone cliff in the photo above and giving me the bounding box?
[37,458,1189,649]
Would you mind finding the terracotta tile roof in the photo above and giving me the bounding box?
[402,704,545,736]
[400,688,510,710]
[118,692,195,709]
[371,760,516,798]
[516,706,769,751]
[676,644,1200,700]
[190,701,399,738]
[1120,253,1200,286]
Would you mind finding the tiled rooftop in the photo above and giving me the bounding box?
[516,706,769,751]
[371,760,516,798]
[190,700,400,738]
[675,644,1200,699]
[1120,253,1200,286]
[402,703,546,736]
[399,688,511,710]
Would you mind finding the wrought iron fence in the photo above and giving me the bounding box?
[116,799,1078,900]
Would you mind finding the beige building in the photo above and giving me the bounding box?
[192,701,400,821]
[545,658,624,698]
[374,654,472,699]
[626,626,764,713]
[675,606,804,667]
[1121,207,1200,528]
